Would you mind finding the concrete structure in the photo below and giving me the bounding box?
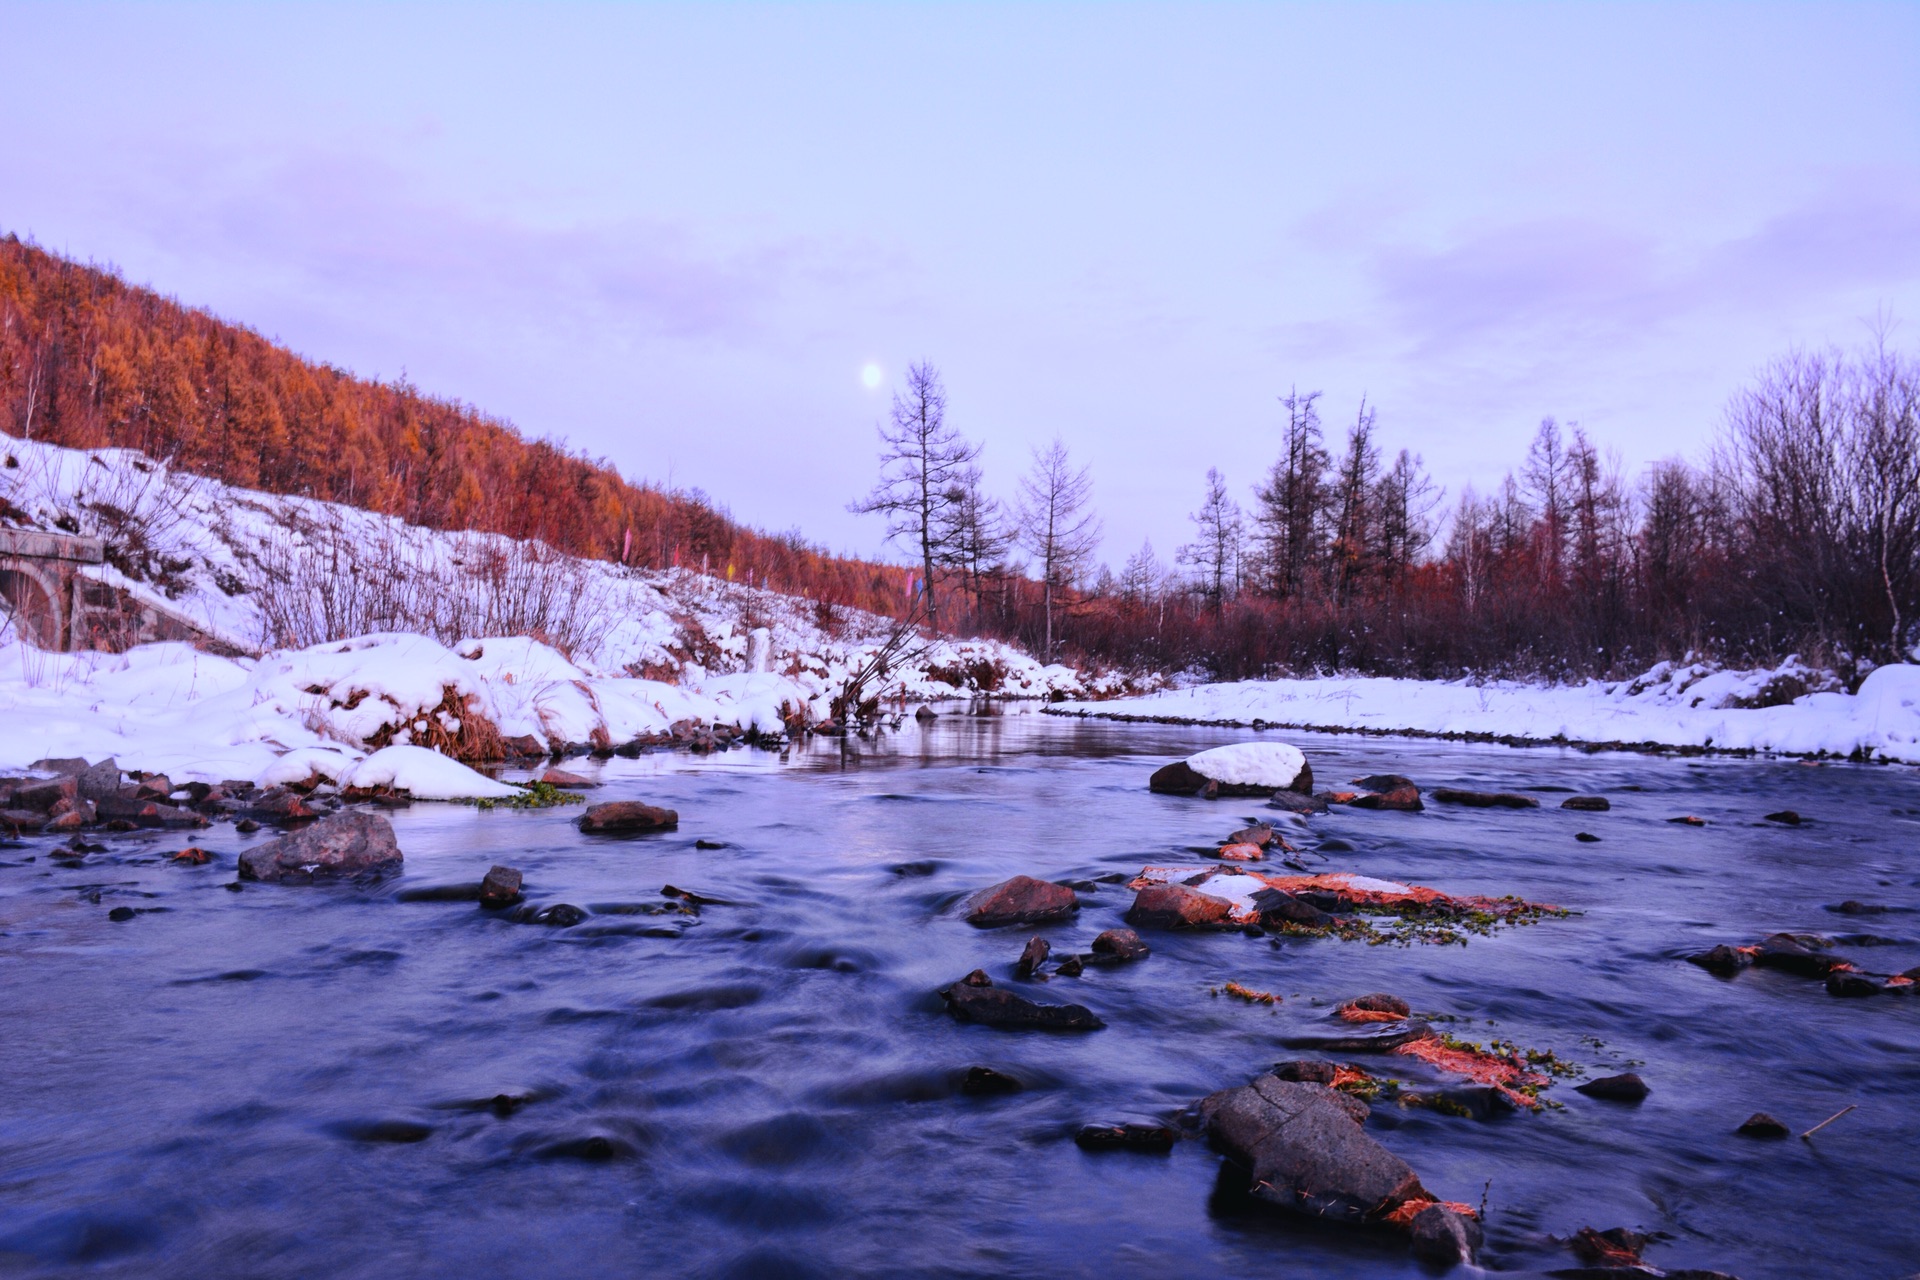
[0,526,238,654]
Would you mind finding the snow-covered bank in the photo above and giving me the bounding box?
[0,436,1153,788]
[1052,661,1920,764]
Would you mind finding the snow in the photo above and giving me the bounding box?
[1184,741,1307,788]
[340,745,520,801]
[0,436,1156,792]
[1056,660,1920,765]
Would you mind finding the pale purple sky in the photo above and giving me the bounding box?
[5,2,1918,568]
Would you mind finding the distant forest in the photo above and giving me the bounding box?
[0,236,912,616]
[4,235,1916,684]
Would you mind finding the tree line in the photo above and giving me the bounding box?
[853,343,1919,685]
[0,235,914,617]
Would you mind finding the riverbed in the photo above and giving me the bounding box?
[2,714,1916,1278]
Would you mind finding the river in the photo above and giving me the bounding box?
[1,713,1916,1278]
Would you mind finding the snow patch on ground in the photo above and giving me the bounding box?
[1056,661,1920,764]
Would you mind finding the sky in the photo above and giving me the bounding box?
[4,2,1918,570]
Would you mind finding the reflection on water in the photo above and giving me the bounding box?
[1,712,1916,1278]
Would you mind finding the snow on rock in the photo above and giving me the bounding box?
[341,745,520,801]
[1057,659,1920,765]
[1185,742,1310,790]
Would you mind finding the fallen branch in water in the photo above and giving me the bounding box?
[1800,1104,1857,1139]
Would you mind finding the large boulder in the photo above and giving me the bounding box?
[1200,1075,1425,1224]
[1150,743,1311,797]
[578,801,679,834]
[1125,883,1234,930]
[964,875,1077,927]
[238,812,403,884]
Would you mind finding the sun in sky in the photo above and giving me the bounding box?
[860,361,883,390]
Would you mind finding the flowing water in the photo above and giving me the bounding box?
[2,714,1917,1279]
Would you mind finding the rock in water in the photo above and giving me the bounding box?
[1344,783,1423,812]
[1561,795,1611,811]
[1015,936,1051,978]
[1575,1072,1649,1102]
[238,812,403,884]
[963,875,1077,927]
[578,801,679,834]
[1754,932,1851,977]
[1688,944,1753,976]
[1125,883,1234,930]
[1429,788,1539,809]
[1150,743,1312,797]
[1409,1203,1483,1265]
[539,768,597,789]
[1074,1122,1177,1153]
[1091,927,1150,961]
[941,973,1103,1030]
[1737,1112,1789,1138]
[1199,1075,1424,1224]
[480,865,524,908]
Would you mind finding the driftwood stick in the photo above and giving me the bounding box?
[1800,1104,1857,1140]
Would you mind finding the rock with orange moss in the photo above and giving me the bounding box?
[1200,1075,1427,1225]
[1125,882,1235,930]
[1338,993,1411,1021]
[1409,1203,1483,1265]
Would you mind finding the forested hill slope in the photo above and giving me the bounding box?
[0,235,909,614]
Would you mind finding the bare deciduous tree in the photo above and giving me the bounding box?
[1016,437,1101,662]
[849,361,981,632]
[1177,467,1242,609]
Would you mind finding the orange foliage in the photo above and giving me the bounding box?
[0,237,913,616]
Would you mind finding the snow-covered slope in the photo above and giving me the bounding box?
[0,437,1138,784]
[1052,660,1920,764]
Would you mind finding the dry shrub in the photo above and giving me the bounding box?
[361,685,505,762]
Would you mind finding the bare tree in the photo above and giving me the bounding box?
[1120,539,1165,603]
[1177,467,1242,609]
[1326,399,1381,601]
[1252,387,1327,600]
[1016,437,1101,662]
[1372,447,1439,585]
[848,361,981,631]
[939,465,1011,625]
[1522,417,1573,587]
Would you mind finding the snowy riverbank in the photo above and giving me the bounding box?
[1052,660,1920,765]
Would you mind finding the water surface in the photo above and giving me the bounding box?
[2,715,1917,1278]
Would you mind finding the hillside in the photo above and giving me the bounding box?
[0,234,910,615]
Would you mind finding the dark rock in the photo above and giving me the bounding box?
[1091,927,1149,961]
[1827,900,1888,915]
[1250,888,1332,926]
[1074,1122,1176,1153]
[240,788,317,824]
[1341,993,1411,1018]
[1574,1072,1648,1102]
[1271,1060,1339,1085]
[1575,831,1601,842]
[1668,814,1707,826]
[696,838,728,850]
[539,768,597,789]
[30,756,90,776]
[0,809,45,833]
[1825,972,1881,998]
[1015,935,1051,978]
[480,865,524,908]
[1409,1203,1483,1266]
[578,801,679,834]
[76,758,123,801]
[1688,944,1753,976]
[1199,1075,1422,1224]
[1570,1226,1648,1266]
[133,774,174,800]
[1429,788,1539,809]
[1149,760,1212,795]
[13,775,78,812]
[1737,1112,1790,1138]
[1282,1021,1433,1053]
[1125,882,1234,930]
[1227,822,1275,847]
[1053,954,1085,977]
[1345,783,1423,812]
[235,818,261,833]
[1267,790,1329,815]
[1350,774,1414,793]
[1561,795,1611,811]
[964,875,1077,927]
[941,973,1103,1030]
[329,1118,434,1144]
[528,903,587,927]
[960,1066,1022,1095]
[108,905,136,922]
[237,811,403,883]
[95,794,207,829]
[1764,810,1802,825]
[499,733,545,759]
[1754,932,1851,977]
